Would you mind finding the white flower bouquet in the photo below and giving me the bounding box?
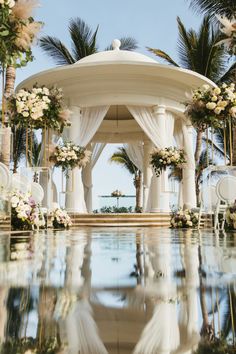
[216,15,236,56]
[10,190,45,230]
[225,203,236,230]
[111,189,124,197]
[170,209,199,229]
[185,83,236,131]
[49,142,91,173]
[150,147,186,176]
[50,204,72,229]
[8,85,71,132]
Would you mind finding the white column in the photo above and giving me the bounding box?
[82,156,93,213]
[143,140,153,212]
[182,126,196,208]
[150,105,170,212]
[65,107,87,212]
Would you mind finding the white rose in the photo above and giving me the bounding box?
[202,84,210,91]
[7,0,15,8]
[229,106,236,118]
[206,102,217,110]
[214,107,223,115]
[217,100,228,108]
[11,196,19,207]
[22,111,29,117]
[186,221,193,226]
[211,95,217,102]
[213,87,221,95]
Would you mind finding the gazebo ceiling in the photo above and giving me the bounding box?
[17,39,216,107]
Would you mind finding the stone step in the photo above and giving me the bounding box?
[71,222,170,227]
[68,213,171,219]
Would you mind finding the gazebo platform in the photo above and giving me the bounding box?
[68,213,171,227]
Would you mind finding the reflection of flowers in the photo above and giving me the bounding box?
[50,203,72,229]
[49,142,91,173]
[170,209,199,228]
[185,83,236,131]
[10,190,45,231]
[111,189,124,197]
[9,86,71,132]
[225,203,236,230]
[150,147,186,177]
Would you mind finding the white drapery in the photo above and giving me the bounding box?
[82,143,106,213]
[64,106,109,212]
[127,106,176,211]
[124,142,144,172]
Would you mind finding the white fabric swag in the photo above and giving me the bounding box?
[82,143,106,212]
[64,105,109,213]
[124,142,144,172]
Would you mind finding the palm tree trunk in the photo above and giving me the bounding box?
[195,130,203,163]
[232,126,236,166]
[1,66,16,167]
[135,171,142,212]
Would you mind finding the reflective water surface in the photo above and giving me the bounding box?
[0,227,235,353]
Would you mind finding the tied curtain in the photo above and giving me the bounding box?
[124,142,144,172]
[127,106,175,211]
[63,105,109,213]
[82,143,106,213]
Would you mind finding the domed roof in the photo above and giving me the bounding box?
[76,39,158,65]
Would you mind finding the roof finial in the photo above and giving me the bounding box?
[112,39,121,51]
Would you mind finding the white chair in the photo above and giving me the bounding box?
[198,185,218,229]
[214,176,236,230]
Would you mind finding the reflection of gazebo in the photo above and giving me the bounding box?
[18,39,216,214]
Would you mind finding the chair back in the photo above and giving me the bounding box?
[216,176,236,204]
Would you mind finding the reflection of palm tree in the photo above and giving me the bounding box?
[110,147,142,211]
[148,16,235,163]
[40,17,138,65]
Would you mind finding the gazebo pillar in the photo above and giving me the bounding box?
[143,140,153,211]
[82,144,93,213]
[151,105,170,212]
[182,126,196,208]
[65,108,87,212]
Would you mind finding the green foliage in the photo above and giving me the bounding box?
[194,338,236,354]
[99,206,133,213]
[39,17,138,65]
[188,0,236,19]
[148,15,234,84]
[0,336,60,354]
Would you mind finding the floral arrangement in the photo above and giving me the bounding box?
[170,209,199,228]
[185,83,236,131]
[216,15,236,56]
[50,204,72,229]
[111,189,124,197]
[10,190,45,230]
[8,85,71,132]
[0,0,42,67]
[49,141,91,173]
[150,147,186,176]
[225,203,236,230]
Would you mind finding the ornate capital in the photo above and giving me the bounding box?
[152,105,166,116]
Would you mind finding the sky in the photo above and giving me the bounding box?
[15,0,203,210]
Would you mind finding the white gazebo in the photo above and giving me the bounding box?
[18,39,215,214]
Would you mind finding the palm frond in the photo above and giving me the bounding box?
[110,147,138,175]
[39,36,75,65]
[12,126,26,172]
[188,0,236,19]
[68,18,98,61]
[147,48,179,66]
[217,61,236,84]
[177,16,197,71]
[105,37,138,51]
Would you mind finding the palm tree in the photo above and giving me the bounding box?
[110,147,142,212]
[148,16,236,163]
[188,0,236,19]
[39,17,138,65]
